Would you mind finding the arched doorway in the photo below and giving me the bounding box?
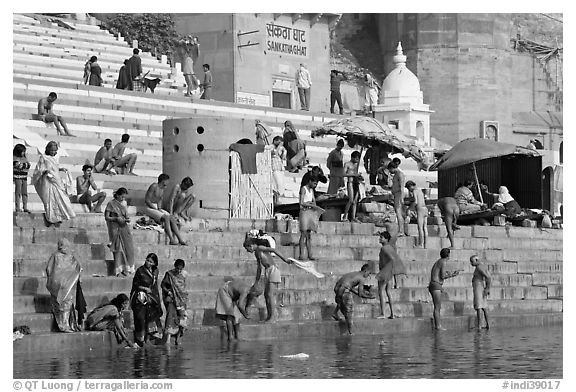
[542,166,554,211]
[416,121,425,141]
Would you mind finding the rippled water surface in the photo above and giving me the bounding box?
[14,326,562,379]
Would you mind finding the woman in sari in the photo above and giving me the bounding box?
[32,141,76,227]
[85,294,138,348]
[161,259,188,345]
[130,253,163,346]
[105,187,135,277]
[88,56,103,87]
[45,238,82,332]
[283,121,306,172]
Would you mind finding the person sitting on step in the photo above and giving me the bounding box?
[165,177,196,222]
[454,180,486,214]
[144,174,187,246]
[36,92,74,137]
[93,139,115,175]
[109,134,137,175]
[85,294,138,348]
[75,164,106,213]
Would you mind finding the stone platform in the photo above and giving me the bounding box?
[13,213,562,353]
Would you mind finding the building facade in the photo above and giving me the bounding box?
[172,13,340,111]
[375,13,562,159]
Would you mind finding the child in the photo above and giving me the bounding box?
[342,151,362,222]
[13,144,31,213]
[470,255,491,329]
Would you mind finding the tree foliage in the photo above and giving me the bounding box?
[100,13,182,59]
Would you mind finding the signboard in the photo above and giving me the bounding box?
[265,21,309,57]
[236,91,271,107]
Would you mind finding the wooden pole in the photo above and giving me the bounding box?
[472,162,484,204]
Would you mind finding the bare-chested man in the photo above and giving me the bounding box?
[390,161,407,236]
[215,277,256,341]
[470,255,491,330]
[37,92,74,136]
[342,151,362,222]
[243,230,293,322]
[405,180,428,248]
[144,173,187,245]
[429,248,461,330]
[76,164,106,213]
[332,264,373,334]
[376,231,406,319]
[437,197,460,249]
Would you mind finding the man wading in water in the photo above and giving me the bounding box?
[429,248,461,330]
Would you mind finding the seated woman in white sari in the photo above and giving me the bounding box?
[45,238,82,332]
[32,141,75,226]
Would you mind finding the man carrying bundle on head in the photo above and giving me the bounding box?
[243,230,293,323]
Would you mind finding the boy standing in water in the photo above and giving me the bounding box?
[470,255,491,329]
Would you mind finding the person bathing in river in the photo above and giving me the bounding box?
[215,277,256,341]
[470,255,491,330]
[429,248,461,330]
[243,230,294,322]
[332,264,373,334]
[376,231,406,319]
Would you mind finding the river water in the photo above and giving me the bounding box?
[13,326,562,379]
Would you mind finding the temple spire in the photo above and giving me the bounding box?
[393,41,407,68]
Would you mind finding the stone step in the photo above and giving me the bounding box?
[12,312,564,354]
[12,76,340,126]
[12,24,129,47]
[13,283,553,316]
[14,118,163,139]
[13,241,563,266]
[13,298,563,334]
[13,40,172,69]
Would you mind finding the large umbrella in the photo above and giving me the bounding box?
[311,117,425,163]
[429,138,540,204]
[429,138,539,171]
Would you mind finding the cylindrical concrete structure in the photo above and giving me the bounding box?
[162,116,258,218]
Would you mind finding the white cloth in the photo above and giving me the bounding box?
[301,186,314,203]
[498,186,514,204]
[288,258,325,278]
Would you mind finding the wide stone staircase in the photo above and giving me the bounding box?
[12,13,436,215]
[13,213,562,353]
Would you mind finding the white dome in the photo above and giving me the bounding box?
[382,42,421,95]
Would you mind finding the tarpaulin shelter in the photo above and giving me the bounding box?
[311,117,426,163]
[429,138,543,209]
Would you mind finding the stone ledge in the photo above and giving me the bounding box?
[13,312,563,354]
